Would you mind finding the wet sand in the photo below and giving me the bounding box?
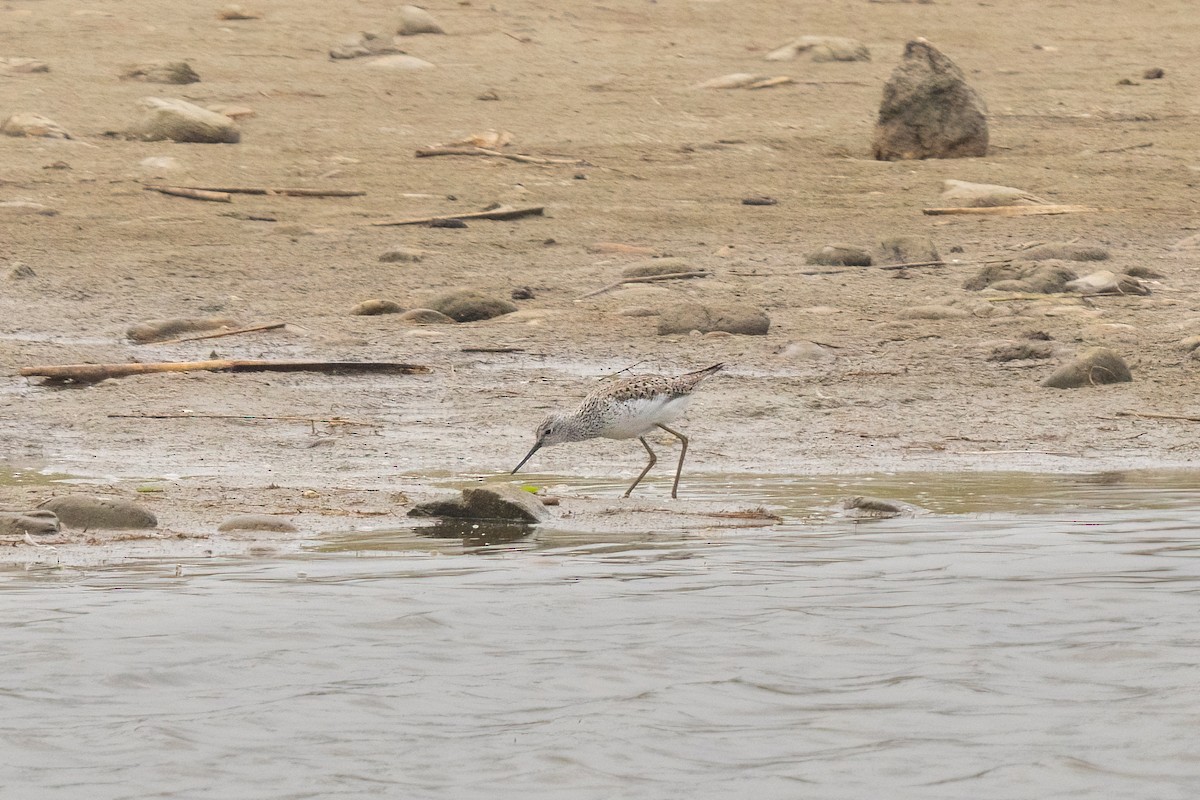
[1,1,1198,562]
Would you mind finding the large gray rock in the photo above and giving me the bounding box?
[127,97,240,144]
[1041,348,1132,389]
[657,302,770,336]
[409,486,549,523]
[0,510,60,536]
[873,39,988,160]
[963,261,1078,293]
[39,495,157,529]
[427,290,517,322]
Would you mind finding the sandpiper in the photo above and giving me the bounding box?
[511,363,724,499]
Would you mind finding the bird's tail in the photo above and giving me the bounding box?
[688,362,725,379]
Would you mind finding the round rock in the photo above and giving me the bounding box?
[39,495,157,530]
[1041,347,1132,389]
[657,302,770,336]
[807,244,872,267]
[427,290,517,322]
[127,97,240,144]
[397,5,445,35]
[399,308,455,324]
[217,514,298,533]
[351,299,404,315]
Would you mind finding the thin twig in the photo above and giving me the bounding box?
[1115,410,1200,423]
[1097,142,1153,154]
[175,186,365,197]
[461,346,525,354]
[146,322,286,345]
[145,185,232,203]
[414,146,587,166]
[923,204,1099,217]
[370,204,544,227]
[577,271,709,300]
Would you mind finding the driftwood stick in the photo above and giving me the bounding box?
[577,271,710,301]
[1115,410,1200,423]
[923,205,1099,217]
[144,185,232,203]
[414,146,586,166]
[177,186,365,197]
[147,322,287,345]
[108,413,382,427]
[21,359,431,385]
[370,204,545,227]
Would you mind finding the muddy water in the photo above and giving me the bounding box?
[3,474,1200,799]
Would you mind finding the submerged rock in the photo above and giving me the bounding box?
[39,495,157,530]
[1041,347,1132,389]
[409,485,550,523]
[217,514,298,532]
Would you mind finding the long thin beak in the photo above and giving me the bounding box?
[511,442,542,474]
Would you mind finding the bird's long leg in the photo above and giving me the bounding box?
[656,424,688,499]
[625,436,658,498]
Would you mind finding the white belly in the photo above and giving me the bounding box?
[601,395,690,439]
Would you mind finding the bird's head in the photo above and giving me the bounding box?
[511,412,572,474]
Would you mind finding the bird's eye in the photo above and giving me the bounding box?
[544,428,554,436]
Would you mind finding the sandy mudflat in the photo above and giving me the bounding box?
[1,0,1197,563]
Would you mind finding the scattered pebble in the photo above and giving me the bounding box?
[1065,270,1149,296]
[1,112,71,139]
[351,299,405,315]
[398,308,455,324]
[621,256,691,279]
[378,246,427,263]
[397,5,446,35]
[657,302,770,336]
[217,4,262,20]
[807,243,872,267]
[120,61,200,84]
[127,97,240,144]
[39,495,157,530]
[1041,347,1132,389]
[126,316,240,343]
[510,286,534,300]
[940,179,1046,208]
[766,35,869,62]
[874,39,988,160]
[217,514,298,533]
[1143,67,1165,80]
[742,196,777,206]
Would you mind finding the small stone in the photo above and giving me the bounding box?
[742,196,777,206]
[873,39,988,160]
[510,286,534,300]
[127,97,240,144]
[0,58,50,75]
[378,247,426,263]
[126,316,239,343]
[807,244,872,267]
[39,495,157,530]
[329,31,402,60]
[896,305,968,320]
[0,510,60,536]
[766,35,870,63]
[427,290,517,322]
[397,5,445,35]
[1041,347,1132,389]
[351,299,404,315]
[617,306,658,317]
[120,61,200,84]
[987,341,1055,362]
[878,235,939,264]
[1020,242,1110,262]
[408,497,471,517]
[0,201,57,216]
[657,302,770,336]
[8,263,36,280]
[1,112,71,139]
[842,496,907,519]
[477,89,501,101]
[398,308,455,324]
[366,54,435,70]
[1143,67,1165,80]
[940,179,1046,208]
[429,218,466,228]
[217,4,262,20]
[779,340,835,361]
[1065,270,1149,296]
[217,514,298,533]
[1177,335,1200,353]
[621,257,691,279]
